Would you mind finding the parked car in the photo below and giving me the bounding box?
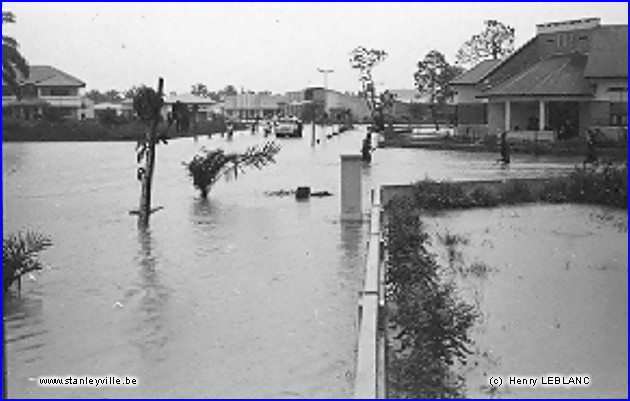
[275,117,303,138]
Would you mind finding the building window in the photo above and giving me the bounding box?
[610,102,628,126]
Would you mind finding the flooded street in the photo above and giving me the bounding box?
[3,127,586,398]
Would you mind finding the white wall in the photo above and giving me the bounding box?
[453,86,485,104]
[593,79,628,102]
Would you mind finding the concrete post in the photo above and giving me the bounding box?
[341,155,363,221]
[504,100,511,132]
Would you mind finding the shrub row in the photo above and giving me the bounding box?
[385,198,478,398]
[409,163,627,211]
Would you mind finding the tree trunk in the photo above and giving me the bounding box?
[138,78,164,228]
[200,187,209,199]
[431,104,440,131]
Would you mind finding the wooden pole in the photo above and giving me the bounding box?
[138,78,164,228]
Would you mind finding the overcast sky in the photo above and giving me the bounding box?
[2,2,628,95]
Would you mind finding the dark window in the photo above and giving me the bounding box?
[610,102,628,126]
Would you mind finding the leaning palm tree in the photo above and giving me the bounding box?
[2,231,52,294]
[2,11,29,96]
[184,142,281,198]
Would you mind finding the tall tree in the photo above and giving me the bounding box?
[86,89,122,103]
[191,83,210,98]
[414,50,461,130]
[222,85,237,97]
[349,46,388,129]
[124,85,147,100]
[2,11,29,96]
[455,19,515,67]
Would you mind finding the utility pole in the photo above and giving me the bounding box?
[317,68,334,92]
[317,68,335,138]
[138,78,164,228]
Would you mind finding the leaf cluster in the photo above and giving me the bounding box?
[3,231,52,293]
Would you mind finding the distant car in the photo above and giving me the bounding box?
[275,117,303,138]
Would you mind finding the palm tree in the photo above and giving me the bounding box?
[184,142,281,199]
[2,231,52,294]
[2,11,29,96]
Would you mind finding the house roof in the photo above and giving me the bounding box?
[584,25,628,78]
[481,54,594,97]
[2,65,86,88]
[164,93,216,105]
[451,60,502,85]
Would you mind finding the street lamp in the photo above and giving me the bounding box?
[317,68,334,90]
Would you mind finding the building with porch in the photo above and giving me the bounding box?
[2,65,88,120]
[453,18,627,142]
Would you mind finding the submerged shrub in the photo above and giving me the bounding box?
[2,231,52,293]
[184,142,281,198]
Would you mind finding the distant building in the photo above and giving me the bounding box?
[163,93,217,122]
[222,89,372,122]
[2,65,89,120]
[452,18,628,142]
[223,93,287,120]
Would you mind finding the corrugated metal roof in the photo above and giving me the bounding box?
[584,25,628,78]
[481,54,594,97]
[451,60,502,85]
[3,65,86,87]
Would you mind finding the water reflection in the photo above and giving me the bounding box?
[127,229,171,364]
[339,221,364,261]
[3,295,46,365]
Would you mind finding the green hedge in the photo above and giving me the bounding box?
[408,164,627,211]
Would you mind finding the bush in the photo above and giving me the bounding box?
[411,181,472,211]
[468,186,500,207]
[498,180,534,204]
[385,197,478,398]
[184,142,281,198]
[567,164,628,208]
[2,231,52,293]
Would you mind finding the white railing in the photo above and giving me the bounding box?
[354,189,386,398]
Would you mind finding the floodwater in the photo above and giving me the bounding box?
[2,126,585,398]
[424,205,628,398]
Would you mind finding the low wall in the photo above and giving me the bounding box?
[456,124,489,139]
[354,192,386,399]
[508,130,555,143]
[591,126,628,143]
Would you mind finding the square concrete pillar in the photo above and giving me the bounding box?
[539,100,546,131]
[341,154,363,221]
[504,100,511,132]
